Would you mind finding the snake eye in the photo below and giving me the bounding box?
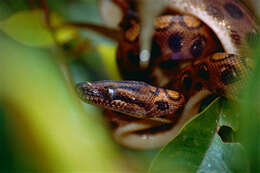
[108,88,115,96]
[102,86,115,99]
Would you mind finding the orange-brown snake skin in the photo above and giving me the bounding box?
[76,0,258,149]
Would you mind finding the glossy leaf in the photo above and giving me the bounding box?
[149,99,249,173]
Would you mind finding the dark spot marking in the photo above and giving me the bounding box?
[221,65,241,85]
[230,30,241,45]
[155,101,169,111]
[127,51,139,65]
[159,59,178,69]
[206,6,224,20]
[190,35,206,58]
[224,3,244,19]
[151,38,161,58]
[198,63,209,80]
[194,82,203,91]
[182,71,192,91]
[168,32,184,52]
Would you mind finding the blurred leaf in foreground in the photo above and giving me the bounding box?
[149,99,249,173]
[0,31,129,172]
[239,35,260,172]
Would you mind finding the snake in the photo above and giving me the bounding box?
[76,0,258,149]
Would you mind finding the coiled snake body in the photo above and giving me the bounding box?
[76,0,258,149]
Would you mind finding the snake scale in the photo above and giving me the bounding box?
[76,0,258,149]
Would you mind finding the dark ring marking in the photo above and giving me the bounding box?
[224,3,244,19]
[155,101,169,111]
[163,89,181,101]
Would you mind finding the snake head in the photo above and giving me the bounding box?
[76,80,185,123]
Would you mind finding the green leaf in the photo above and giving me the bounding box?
[0,10,55,47]
[149,99,249,173]
[220,100,239,131]
[198,136,248,173]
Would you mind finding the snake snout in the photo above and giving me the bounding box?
[76,82,97,99]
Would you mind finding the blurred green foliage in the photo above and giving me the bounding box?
[239,36,260,172]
